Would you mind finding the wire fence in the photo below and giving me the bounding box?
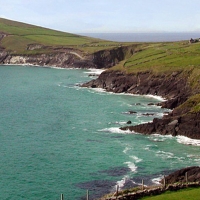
[60,172,200,200]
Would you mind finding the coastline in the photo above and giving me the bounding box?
[81,69,200,140]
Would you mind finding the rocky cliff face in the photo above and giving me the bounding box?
[82,70,200,139]
[0,50,95,68]
[0,45,134,69]
[92,46,134,68]
[82,70,191,108]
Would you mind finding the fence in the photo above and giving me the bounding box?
[60,172,200,200]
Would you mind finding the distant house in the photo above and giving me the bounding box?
[189,38,195,43]
[189,38,199,43]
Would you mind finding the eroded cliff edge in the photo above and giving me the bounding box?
[82,69,200,139]
[0,44,134,69]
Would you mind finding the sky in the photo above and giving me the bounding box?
[1,0,200,34]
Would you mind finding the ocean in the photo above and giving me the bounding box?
[0,65,200,200]
[81,32,200,42]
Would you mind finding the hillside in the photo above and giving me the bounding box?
[0,18,124,54]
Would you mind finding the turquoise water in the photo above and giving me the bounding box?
[0,65,199,200]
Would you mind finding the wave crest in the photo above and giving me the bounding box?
[98,127,133,134]
[176,136,200,146]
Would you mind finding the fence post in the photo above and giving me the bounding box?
[61,193,64,200]
[142,179,144,190]
[163,176,166,189]
[116,185,119,199]
[186,172,188,186]
[86,190,89,200]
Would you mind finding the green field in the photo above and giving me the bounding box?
[0,18,122,54]
[141,187,200,200]
[111,41,200,74]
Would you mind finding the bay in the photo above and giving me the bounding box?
[0,65,199,200]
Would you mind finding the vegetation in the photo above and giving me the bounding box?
[176,94,200,113]
[0,18,122,54]
[111,41,200,75]
[141,187,200,200]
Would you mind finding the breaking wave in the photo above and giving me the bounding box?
[176,136,200,146]
[98,127,133,134]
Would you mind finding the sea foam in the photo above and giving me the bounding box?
[98,127,133,134]
[84,68,105,75]
[124,161,138,172]
[151,176,163,185]
[116,175,129,189]
[130,156,143,163]
[176,136,200,146]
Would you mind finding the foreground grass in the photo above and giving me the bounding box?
[141,187,200,200]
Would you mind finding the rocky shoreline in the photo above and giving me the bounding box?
[82,70,200,140]
[99,166,200,200]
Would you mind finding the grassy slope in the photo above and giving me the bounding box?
[0,18,122,54]
[111,41,200,113]
[112,41,200,74]
[142,187,200,200]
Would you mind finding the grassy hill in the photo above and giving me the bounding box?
[0,18,122,54]
[111,41,200,74]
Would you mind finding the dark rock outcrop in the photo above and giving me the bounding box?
[160,166,200,184]
[0,45,135,69]
[92,46,134,69]
[121,113,200,139]
[82,70,191,108]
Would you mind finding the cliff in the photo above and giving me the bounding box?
[0,45,135,69]
[82,69,200,139]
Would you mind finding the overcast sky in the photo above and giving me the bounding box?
[1,0,200,33]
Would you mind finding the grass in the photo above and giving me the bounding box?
[108,41,200,75]
[141,187,200,200]
[0,18,126,54]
